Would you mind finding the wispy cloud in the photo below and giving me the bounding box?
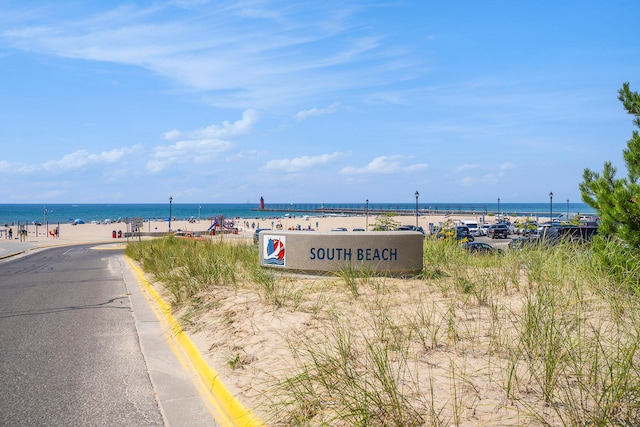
[459,176,476,187]
[261,152,344,173]
[0,160,38,175]
[499,162,516,170]
[340,155,427,174]
[0,3,418,109]
[147,139,233,173]
[455,163,480,172]
[0,146,140,175]
[456,162,516,187]
[295,102,340,121]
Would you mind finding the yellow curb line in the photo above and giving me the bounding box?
[126,256,265,427]
[92,244,128,250]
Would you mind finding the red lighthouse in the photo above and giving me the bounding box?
[259,196,265,210]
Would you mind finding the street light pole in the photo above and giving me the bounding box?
[415,191,419,228]
[497,198,500,217]
[366,199,369,230]
[566,199,569,220]
[549,192,553,222]
[169,196,173,232]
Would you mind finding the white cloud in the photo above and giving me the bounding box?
[340,155,425,175]
[42,147,137,173]
[295,102,341,121]
[261,152,344,173]
[163,109,259,140]
[149,110,258,172]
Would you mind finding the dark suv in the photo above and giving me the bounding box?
[455,226,474,242]
[488,223,509,239]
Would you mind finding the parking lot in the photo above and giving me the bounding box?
[470,234,513,251]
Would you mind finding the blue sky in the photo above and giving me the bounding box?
[1,1,639,205]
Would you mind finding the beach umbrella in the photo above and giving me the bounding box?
[74,218,85,224]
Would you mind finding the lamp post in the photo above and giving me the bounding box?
[169,196,173,232]
[549,192,553,222]
[497,198,500,217]
[415,191,419,228]
[366,199,369,230]
[566,199,569,220]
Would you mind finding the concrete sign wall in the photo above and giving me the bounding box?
[259,231,424,275]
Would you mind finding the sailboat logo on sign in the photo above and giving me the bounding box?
[263,236,286,266]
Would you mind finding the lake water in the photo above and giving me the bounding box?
[0,202,596,225]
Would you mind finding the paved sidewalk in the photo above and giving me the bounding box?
[0,240,41,259]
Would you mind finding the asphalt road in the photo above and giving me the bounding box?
[475,234,513,248]
[0,244,217,426]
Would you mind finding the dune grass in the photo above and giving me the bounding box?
[126,235,640,426]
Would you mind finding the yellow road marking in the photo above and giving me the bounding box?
[126,257,265,427]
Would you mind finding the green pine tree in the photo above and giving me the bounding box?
[580,83,640,248]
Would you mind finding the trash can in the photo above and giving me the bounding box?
[112,230,117,238]
[117,230,122,238]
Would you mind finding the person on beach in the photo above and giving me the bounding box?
[8,228,13,240]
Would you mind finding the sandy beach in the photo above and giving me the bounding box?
[1,210,521,250]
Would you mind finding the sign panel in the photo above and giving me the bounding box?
[259,231,423,275]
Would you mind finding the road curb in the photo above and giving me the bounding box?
[125,257,264,427]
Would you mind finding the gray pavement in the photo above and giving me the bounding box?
[0,241,220,426]
[121,254,220,426]
[0,239,41,259]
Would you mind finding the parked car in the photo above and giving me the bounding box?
[397,225,426,234]
[372,225,390,231]
[253,228,271,243]
[488,223,509,239]
[352,227,365,231]
[516,221,538,236]
[462,242,499,253]
[508,236,535,249]
[331,227,348,231]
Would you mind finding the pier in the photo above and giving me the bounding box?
[253,203,560,219]
[255,204,488,216]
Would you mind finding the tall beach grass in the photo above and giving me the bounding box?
[126,235,640,426]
